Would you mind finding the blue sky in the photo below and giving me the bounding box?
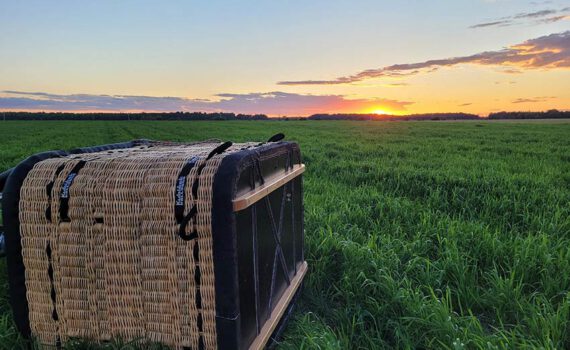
[1,0,569,115]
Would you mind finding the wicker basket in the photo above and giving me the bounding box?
[1,138,306,349]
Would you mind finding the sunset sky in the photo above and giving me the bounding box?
[0,0,569,116]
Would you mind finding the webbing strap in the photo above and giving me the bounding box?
[45,164,66,222]
[175,156,199,223]
[178,142,233,241]
[59,160,87,222]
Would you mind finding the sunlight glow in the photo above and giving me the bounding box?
[372,109,392,115]
[368,108,395,115]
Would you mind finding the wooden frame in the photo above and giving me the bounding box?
[248,261,308,350]
[232,164,305,212]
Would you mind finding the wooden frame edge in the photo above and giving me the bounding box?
[232,164,305,212]
[248,261,308,350]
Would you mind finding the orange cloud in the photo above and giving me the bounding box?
[278,31,570,85]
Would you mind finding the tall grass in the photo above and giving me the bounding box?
[1,120,569,349]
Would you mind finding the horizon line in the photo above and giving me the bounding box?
[1,109,569,118]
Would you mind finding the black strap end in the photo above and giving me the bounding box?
[267,133,285,143]
[207,141,233,160]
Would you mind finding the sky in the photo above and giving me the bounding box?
[0,0,569,116]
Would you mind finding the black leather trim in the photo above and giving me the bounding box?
[3,150,67,337]
[0,167,14,192]
[212,151,244,350]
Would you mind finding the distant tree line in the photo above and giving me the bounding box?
[487,110,570,120]
[0,111,269,121]
[1,110,569,121]
[307,113,481,121]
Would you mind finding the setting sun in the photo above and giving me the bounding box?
[364,107,404,116]
[371,108,393,115]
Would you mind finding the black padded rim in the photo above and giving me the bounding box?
[0,167,13,192]
[211,141,301,350]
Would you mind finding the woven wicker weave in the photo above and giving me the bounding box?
[19,141,257,348]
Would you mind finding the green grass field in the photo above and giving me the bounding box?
[1,120,569,349]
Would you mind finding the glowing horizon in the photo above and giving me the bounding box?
[1,1,569,116]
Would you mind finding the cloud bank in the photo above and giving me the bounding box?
[278,31,570,85]
[0,91,412,116]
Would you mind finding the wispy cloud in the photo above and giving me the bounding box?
[470,6,568,28]
[469,20,513,28]
[512,96,556,103]
[500,68,524,74]
[514,9,557,18]
[0,91,413,116]
[494,80,518,85]
[537,14,570,23]
[458,103,473,107]
[385,83,409,87]
[278,31,570,85]
[530,1,553,5]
